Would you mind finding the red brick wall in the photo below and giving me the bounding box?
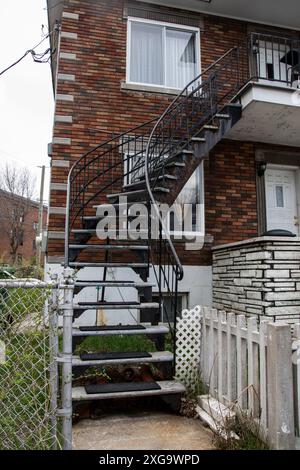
[47,0,293,264]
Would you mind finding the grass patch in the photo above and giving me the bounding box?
[0,287,49,327]
[214,412,269,450]
[76,331,175,355]
[0,331,55,450]
[76,334,157,354]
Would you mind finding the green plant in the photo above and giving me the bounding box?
[0,331,55,450]
[214,410,269,450]
[76,334,157,354]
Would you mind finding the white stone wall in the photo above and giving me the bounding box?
[212,237,300,318]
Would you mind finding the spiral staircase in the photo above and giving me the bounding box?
[64,44,248,407]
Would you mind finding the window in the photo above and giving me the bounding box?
[275,185,284,208]
[152,293,188,323]
[255,38,292,83]
[168,162,205,239]
[19,231,24,246]
[127,18,200,90]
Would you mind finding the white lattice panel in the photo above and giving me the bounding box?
[176,305,202,392]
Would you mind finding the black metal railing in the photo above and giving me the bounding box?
[144,44,249,350]
[249,32,300,86]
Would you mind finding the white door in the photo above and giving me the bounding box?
[265,168,299,235]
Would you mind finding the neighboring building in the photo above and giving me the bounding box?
[46,0,300,322]
[0,189,47,265]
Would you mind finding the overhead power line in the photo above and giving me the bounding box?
[0,25,59,77]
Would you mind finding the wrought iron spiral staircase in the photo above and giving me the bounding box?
[65,42,249,403]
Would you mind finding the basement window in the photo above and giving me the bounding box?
[152,292,188,324]
[127,18,200,91]
[168,162,205,241]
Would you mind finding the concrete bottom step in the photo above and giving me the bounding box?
[72,380,185,401]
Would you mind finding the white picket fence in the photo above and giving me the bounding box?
[176,306,300,450]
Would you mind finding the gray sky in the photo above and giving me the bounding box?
[0,0,54,202]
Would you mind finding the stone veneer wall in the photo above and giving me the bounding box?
[212,237,300,318]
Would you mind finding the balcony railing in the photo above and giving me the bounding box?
[250,32,300,87]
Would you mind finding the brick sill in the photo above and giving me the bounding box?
[121,81,181,96]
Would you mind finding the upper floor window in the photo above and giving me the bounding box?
[127,18,200,90]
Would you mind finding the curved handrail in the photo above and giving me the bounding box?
[144,45,245,283]
[65,116,162,264]
[69,116,158,183]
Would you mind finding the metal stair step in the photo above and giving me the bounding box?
[165,161,186,168]
[74,280,154,288]
[82,215,147,222]
[69,244,149,251]
[72,324,169,337]
[80,351,151,361]
[203,124,219,131]
[72,380,185,401]
[69,262,149,268]
[173,149,194,157]
[106,187,169,202]
[73,301,159,310]
[72,351,173,367]
[92,201,147,209]
[85,381,161,395]
[215,113,231,119]
[191,137,206,143]
[71,229,149,238]
[125,174,177,188]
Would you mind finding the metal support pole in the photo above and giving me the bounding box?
[37,165,45,270]
[49,274,59,450]
[61,268,74,450]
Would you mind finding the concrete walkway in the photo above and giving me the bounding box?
[73,411,215,450]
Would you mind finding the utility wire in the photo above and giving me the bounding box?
[0,27,58,77]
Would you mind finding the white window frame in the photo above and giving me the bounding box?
[167,161,205,240]
[126,17,201,91]
[124,154,205,241]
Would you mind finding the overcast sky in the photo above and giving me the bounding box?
[0,0,54,203]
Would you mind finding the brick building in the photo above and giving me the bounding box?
[46,0,300,321]
[0,189,47,265]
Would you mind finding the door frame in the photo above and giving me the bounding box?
[263,164,300,235]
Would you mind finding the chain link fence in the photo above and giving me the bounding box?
[0,279,60,450]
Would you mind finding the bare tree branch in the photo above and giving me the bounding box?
[0,164,37,264]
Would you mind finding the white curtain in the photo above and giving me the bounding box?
[130,22,163,85]
[166,29,196,89]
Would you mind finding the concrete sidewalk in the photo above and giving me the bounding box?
[73,411,215,450]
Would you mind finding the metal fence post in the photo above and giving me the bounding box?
[61,268,74,450]
[49,274,59,450]
[267,323,295,450]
